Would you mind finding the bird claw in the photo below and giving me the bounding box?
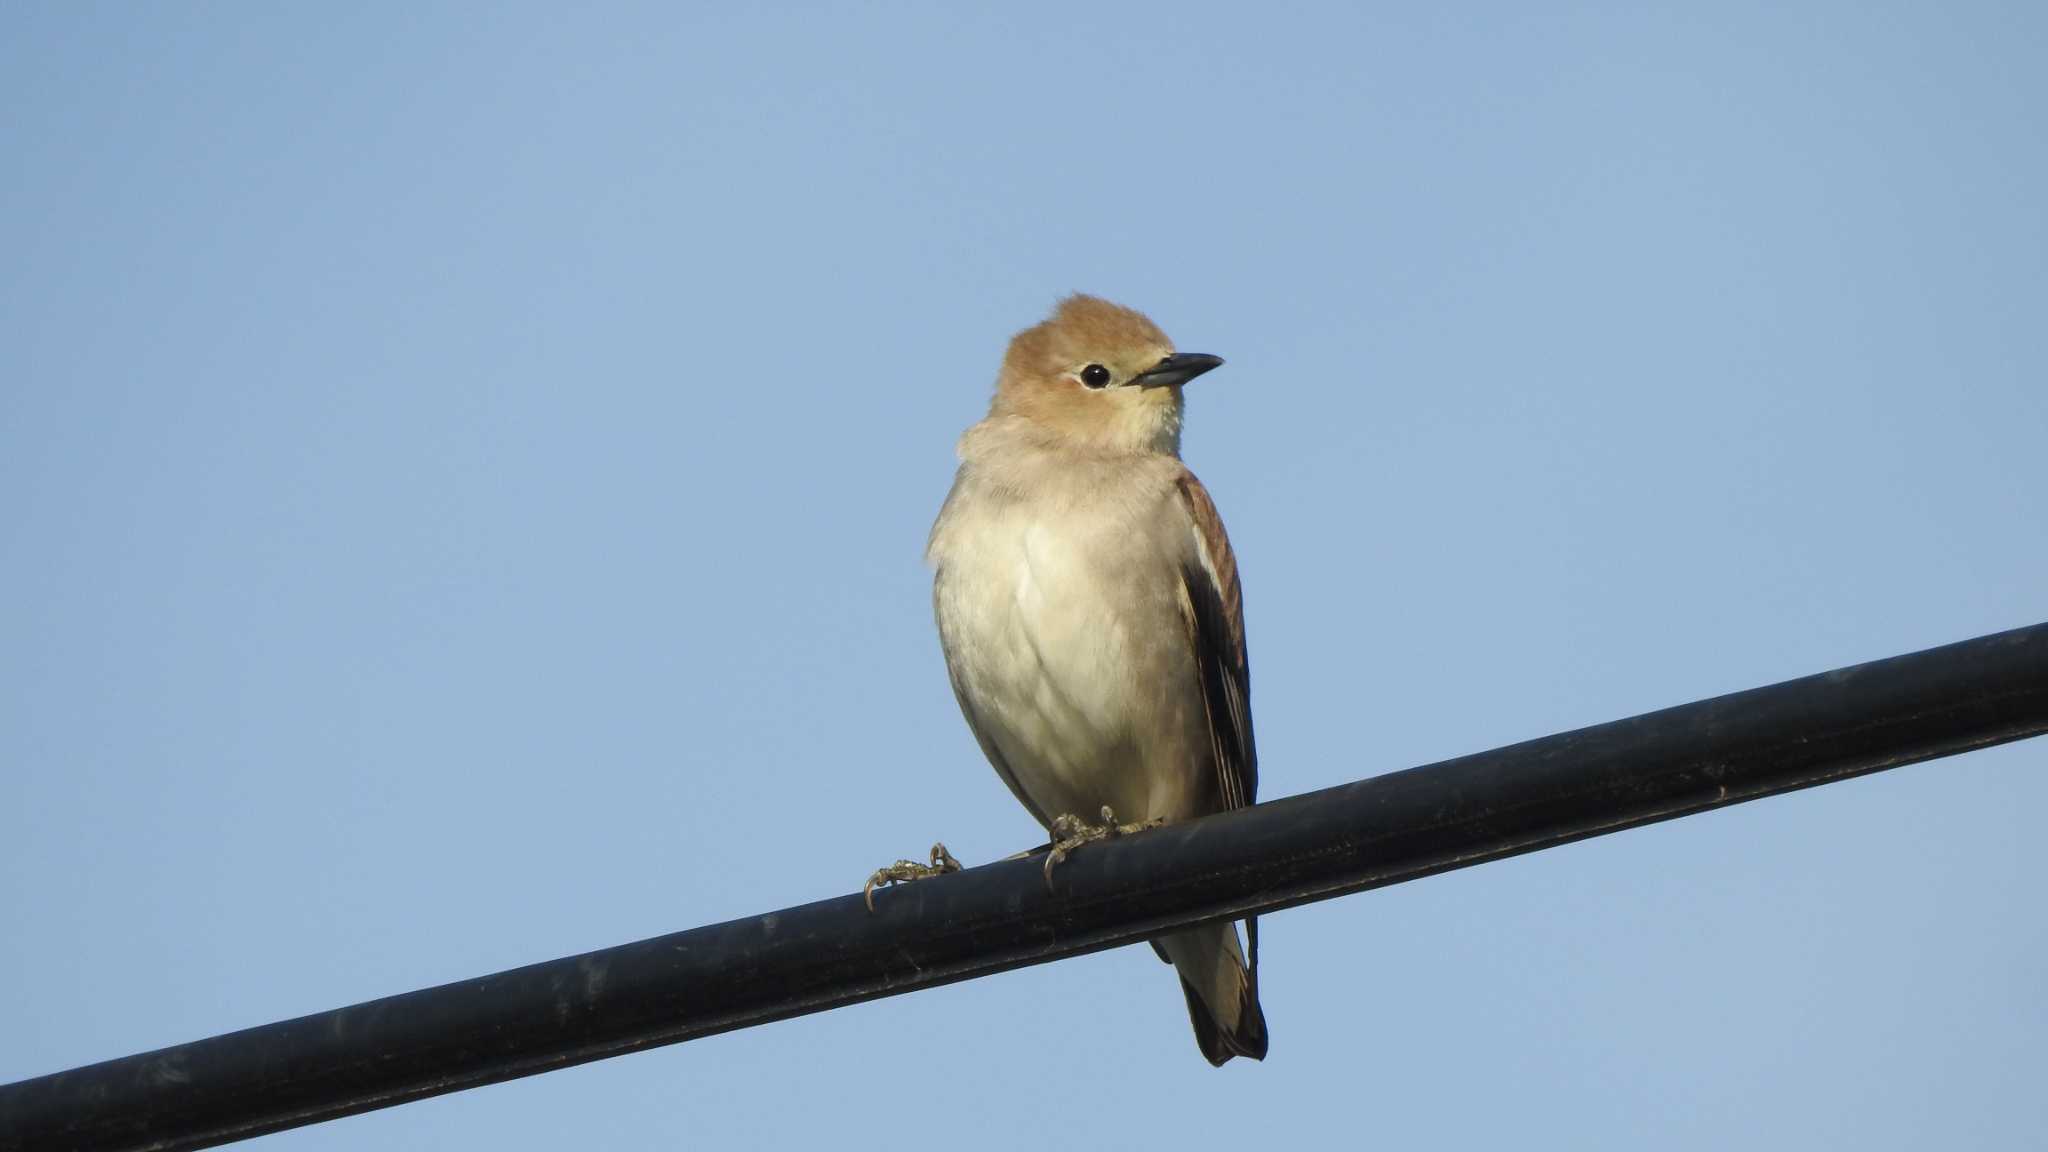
[863,843,962,911]
[1042,806,1164,889]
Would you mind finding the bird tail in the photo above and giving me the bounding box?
[1158,919,1267,1065]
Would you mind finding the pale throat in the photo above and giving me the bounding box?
[1067,391,1183,456]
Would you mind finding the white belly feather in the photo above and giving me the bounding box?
[932,499,1204,828]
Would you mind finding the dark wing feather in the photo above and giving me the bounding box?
[1168,472,1262,987]
[1174,472,1257,812]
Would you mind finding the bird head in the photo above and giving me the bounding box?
[990,295,1224,456]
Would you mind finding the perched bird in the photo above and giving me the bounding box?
[925,295,1266,1065]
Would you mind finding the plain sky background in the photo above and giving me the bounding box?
[4,3,2044,1148]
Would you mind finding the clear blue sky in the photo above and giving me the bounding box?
[4,3,2043,1148]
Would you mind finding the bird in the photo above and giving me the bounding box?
[922,294,1267,1065]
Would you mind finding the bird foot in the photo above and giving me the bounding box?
[863,843,962,911]
[1042,806,1164,888]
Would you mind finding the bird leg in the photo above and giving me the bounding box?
[1042,806,1165,888]
[863,843,962,911]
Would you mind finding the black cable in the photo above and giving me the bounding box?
[5,622,2044,1152]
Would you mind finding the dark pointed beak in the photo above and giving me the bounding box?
[1131,352,1225,389]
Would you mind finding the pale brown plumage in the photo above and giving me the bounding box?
[928,295,1266,1064]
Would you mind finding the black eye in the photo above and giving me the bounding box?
[1080,364,1111,389]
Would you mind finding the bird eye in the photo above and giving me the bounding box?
[1080,364,1111,389]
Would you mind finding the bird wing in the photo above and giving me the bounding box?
[1173,470,1257,812]
[1158,469,1261,979]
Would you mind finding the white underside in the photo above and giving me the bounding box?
[934,503,1206,827]
[926,423,1259,1049]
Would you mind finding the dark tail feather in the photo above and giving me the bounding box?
[1177,969,1268,1066]
[1160,922,1268,1065]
